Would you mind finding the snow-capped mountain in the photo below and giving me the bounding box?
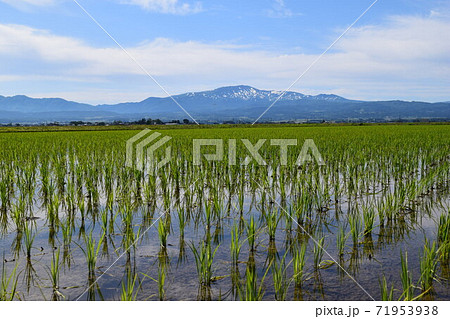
[1,85,449,123]
[182,85,346,102]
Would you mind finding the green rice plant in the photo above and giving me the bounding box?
[363,205,375,236]
[158,218,169,248]
[23,222,36,259]
[437,213,449,262]
[313,237,326,269]
[292,241,307,285]
[48,249,64,300]
[266,209,279,241]
[100,209,108,235]
[336,224,348,258]
[156,265,166,301]
[77,195,86,218]
[400,251,414,301]
[177,209,186,238]
[48,193,60,226]
[189,240,219,286]
[437,213,449,244]
[121,272,140,301]
[271,254,291,300]
[10,201,25,231]
[1,262,18,301]
[238,186,244,213]
[60,217,73,248]
[348,213,362,246]
[419,240,438,292]
[142,263,166,301]
[379,275,394,301]
[82,233,104,278]
[0,179,8,212]
[230,223,242,264]
[239,264,268,301]
[246,215,256,252]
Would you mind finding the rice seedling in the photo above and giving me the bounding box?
[362,205,375,236]
[348,213,362,247]
[189,240,219,286]
[48,249,64,300]
[336,224,348,258]
[239,263,269,301]
[100,209,109,235]
[22,222,36,259]
[1,262,18,301]
[230,223,242,264]
[379,275,394,301]
[292,241,307,286]
[158,218,169,248]
[399,251,414,301]
[60,217,73,248]
[121,271,140,301]
[266,209,279,241]
[246,215,256,252]
[313,237,326,270]
[156,265,167,301]
[177,208,186,238]
[437,213,449,263]
[271,254,291,300]
[81,233,104,279]
[419,240,438,292]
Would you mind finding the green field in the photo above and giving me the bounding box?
[0,124,449,300]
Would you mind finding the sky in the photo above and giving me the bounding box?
[0,0,449,104]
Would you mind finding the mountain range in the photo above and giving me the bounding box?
[1,85,449,123]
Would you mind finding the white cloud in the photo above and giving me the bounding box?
[0,0,55,5]
[0,0,56,9]
[266,0,297,18]
[121,0,202,15]
[0,12,449,103]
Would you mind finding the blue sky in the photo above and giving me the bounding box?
[0,0,449,104]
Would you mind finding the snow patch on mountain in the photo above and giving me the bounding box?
[182,85,347,102]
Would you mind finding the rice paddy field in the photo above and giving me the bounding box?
[0,124,449,301]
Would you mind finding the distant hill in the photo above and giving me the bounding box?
[1,86,449,123]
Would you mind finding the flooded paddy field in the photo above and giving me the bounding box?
[0,124,449,301]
